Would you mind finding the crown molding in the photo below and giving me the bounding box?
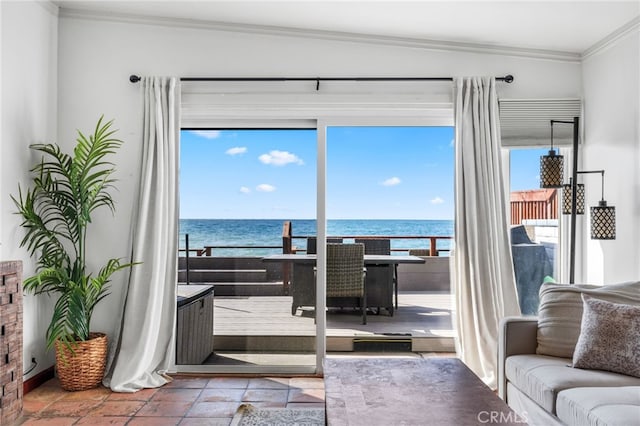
[582,16,640,59]
[59,7,581,63]
[36,0,59,17]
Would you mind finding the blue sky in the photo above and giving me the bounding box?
[180,128,542,219]
[510,147,547,191]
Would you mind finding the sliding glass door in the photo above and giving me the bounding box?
[177,128,318,374]
[174,116,455,374]
[319,124,455,356]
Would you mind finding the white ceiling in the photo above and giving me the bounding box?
[56,1,639,54]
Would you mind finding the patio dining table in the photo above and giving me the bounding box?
[263,253,425,265]
[263,254,425,315]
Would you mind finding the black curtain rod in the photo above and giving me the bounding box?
[129,74,514,84]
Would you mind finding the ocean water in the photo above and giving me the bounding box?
[179,219,453,256]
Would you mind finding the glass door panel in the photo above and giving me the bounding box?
[177,128,317,373]
[324,126,456,352]
[509,147,559,314]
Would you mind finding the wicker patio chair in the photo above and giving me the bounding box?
[306,237,343,254]
[326,243,367,325]
[354,238,391,255]
[355,238,394,315]
[408,248,431,256]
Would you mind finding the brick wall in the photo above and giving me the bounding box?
[0,261,23,425]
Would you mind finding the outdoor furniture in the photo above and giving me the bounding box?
[355,239,394,315]
[176,285,214,364]
[509,225,553,314]
[262,254,424,321]
[408,248,431,256]
[354,238,390,255]
[326,243,367,325]
[306,237,343,254]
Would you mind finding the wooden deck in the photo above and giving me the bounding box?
[212,291,455,352]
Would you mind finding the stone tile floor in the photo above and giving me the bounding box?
[17,375,325,425]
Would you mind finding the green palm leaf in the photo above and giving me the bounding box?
[12,116,136,349]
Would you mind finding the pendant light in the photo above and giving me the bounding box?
[540,122,564,188]
[562,171,616,238]
[590,171,616,240]
[562,179,585,215]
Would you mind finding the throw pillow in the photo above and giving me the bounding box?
[572,295,640,377]
[536,281,640,358]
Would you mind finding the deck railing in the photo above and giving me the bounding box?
[510,189,558,225]
[285,234,452,257]
[178,221,453,290]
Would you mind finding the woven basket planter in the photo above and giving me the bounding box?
[55,332,108,391]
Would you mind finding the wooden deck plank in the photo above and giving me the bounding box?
[213,292,454,338]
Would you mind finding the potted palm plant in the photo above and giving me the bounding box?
[12,116,133,391]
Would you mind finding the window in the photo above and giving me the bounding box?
[508,147,558,314]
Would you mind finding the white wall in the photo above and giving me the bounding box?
[582,27,640,284]
[1,1,58,379]
[55,13,586,349]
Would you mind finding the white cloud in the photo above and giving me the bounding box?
[190,130,221,139]
[239,186,251,194]
[226,146,247,156]
[256,184,276,192]
[431,197,444,205]
[450,138,455,147]
[382,177,401,187]
[259,150,304,166]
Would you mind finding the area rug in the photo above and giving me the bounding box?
[230,403,325,426]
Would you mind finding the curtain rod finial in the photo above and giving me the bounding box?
[129,75,141,83]
[504,74,514,83]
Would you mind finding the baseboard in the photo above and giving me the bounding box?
[23,365,55,394]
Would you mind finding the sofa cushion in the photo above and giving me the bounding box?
[573,295,640,377]
[556,386,640,426]
[505,354,640,414]
[536,281,640,358]
[506,382,565,426]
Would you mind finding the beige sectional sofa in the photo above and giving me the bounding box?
[498,281,640,426]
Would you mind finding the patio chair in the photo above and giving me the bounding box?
[306,237,343,254]
[408,248,431,256]
[354,238,391,255]
[326,243,367,325]
[355,238,394,315]
[290,237,344,315]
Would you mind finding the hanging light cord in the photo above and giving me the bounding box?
[549,119,575,152]
[577,170,606,200]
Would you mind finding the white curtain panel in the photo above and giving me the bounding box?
[452,77,520,389]
[104,77,180,392]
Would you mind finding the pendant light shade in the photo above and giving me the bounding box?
[562,182,585,215]
[540,123,564,188]
[540,149,564,188]
[591,201,616,240]
[589,171,616,240]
